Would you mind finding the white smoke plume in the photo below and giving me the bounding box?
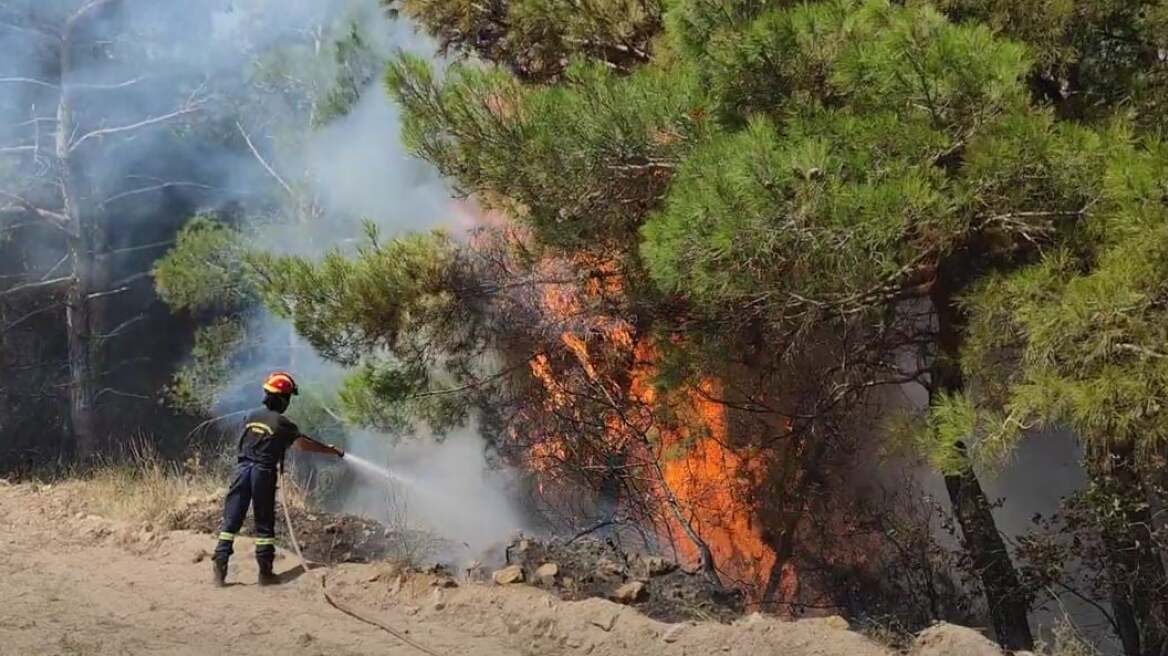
[0,0,524,555]
[342,426,527,563]
[204,2,528,555]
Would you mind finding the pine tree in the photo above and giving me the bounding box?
[353,1,1107,644]
[962,138,1168,655]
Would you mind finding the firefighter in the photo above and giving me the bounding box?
[212,371,344,586]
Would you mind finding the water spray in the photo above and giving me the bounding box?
[342,453,416,487]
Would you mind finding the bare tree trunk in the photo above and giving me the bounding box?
[932,284,1034,651]
[57,28,99,459]
[66,241,99,458]
[1091,443,1168,656]
[943,463,1034,650]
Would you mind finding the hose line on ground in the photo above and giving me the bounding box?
[278,473,446,656]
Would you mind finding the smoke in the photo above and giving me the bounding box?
[304,88,453,239]
[190,2,528,557]
[341,426,527,563]
[0,0,525,554]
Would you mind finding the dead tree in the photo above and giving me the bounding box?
[0,1,206,457]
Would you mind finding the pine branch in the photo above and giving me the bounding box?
[95,387,150,401]
[1,301,62,332]
[85,271,151,300]
[71,76,148,91]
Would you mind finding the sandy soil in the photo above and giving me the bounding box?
[0,480,998,656]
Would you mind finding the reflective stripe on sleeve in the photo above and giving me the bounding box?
[245,422,274,436]
[254,537,276,546]
[217,532,235,542]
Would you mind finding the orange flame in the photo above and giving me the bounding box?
[629,341,778,595]
[465,208,786,603]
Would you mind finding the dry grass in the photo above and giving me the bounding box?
[74,438,222,526]
[67,439,446,569]
[857,618,915,652]
[1037,620,1102,656]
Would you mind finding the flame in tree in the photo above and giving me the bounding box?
[486,231,791,602]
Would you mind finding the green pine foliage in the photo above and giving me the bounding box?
[153,216,255,313]
[964,139,1168,460]
[939,0,1168,131]
[393,0,663,81]
[387,55,712,249]
[244,227,489,432]
[250,227,458,365]
[639,0,1077,326]
[163,318,246,416]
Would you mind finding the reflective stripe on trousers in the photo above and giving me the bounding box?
[213,463,278,562]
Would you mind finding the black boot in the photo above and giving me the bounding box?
[212,556,228,587]
[257,559,279,586]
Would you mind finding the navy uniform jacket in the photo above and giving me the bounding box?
[237,407,300,470]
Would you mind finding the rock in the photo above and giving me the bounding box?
[611,581,647,604]
[430,588,446,611]
[493,565,525,585]
[641,556,676,577]
[742,612,766,625]
[536,562,559,586]
[589,610,620,632]
[816,615,850,631]
[661,624,687,643]
[595,558,625,582]
[912,623,1003,656]
[191,549,209,564]
[432,577,458,588]
[424,562,450,575]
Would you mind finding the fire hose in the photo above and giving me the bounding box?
[277,471,446,656]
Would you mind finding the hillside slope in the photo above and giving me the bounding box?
[0,480,1009,656]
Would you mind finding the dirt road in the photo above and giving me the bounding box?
[0,481,515,655]
[0,481,982,656]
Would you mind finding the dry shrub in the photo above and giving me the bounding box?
[77,436,221,526]
[1037,619,1102,656]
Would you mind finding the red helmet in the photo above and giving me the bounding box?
[262,371,298,396]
